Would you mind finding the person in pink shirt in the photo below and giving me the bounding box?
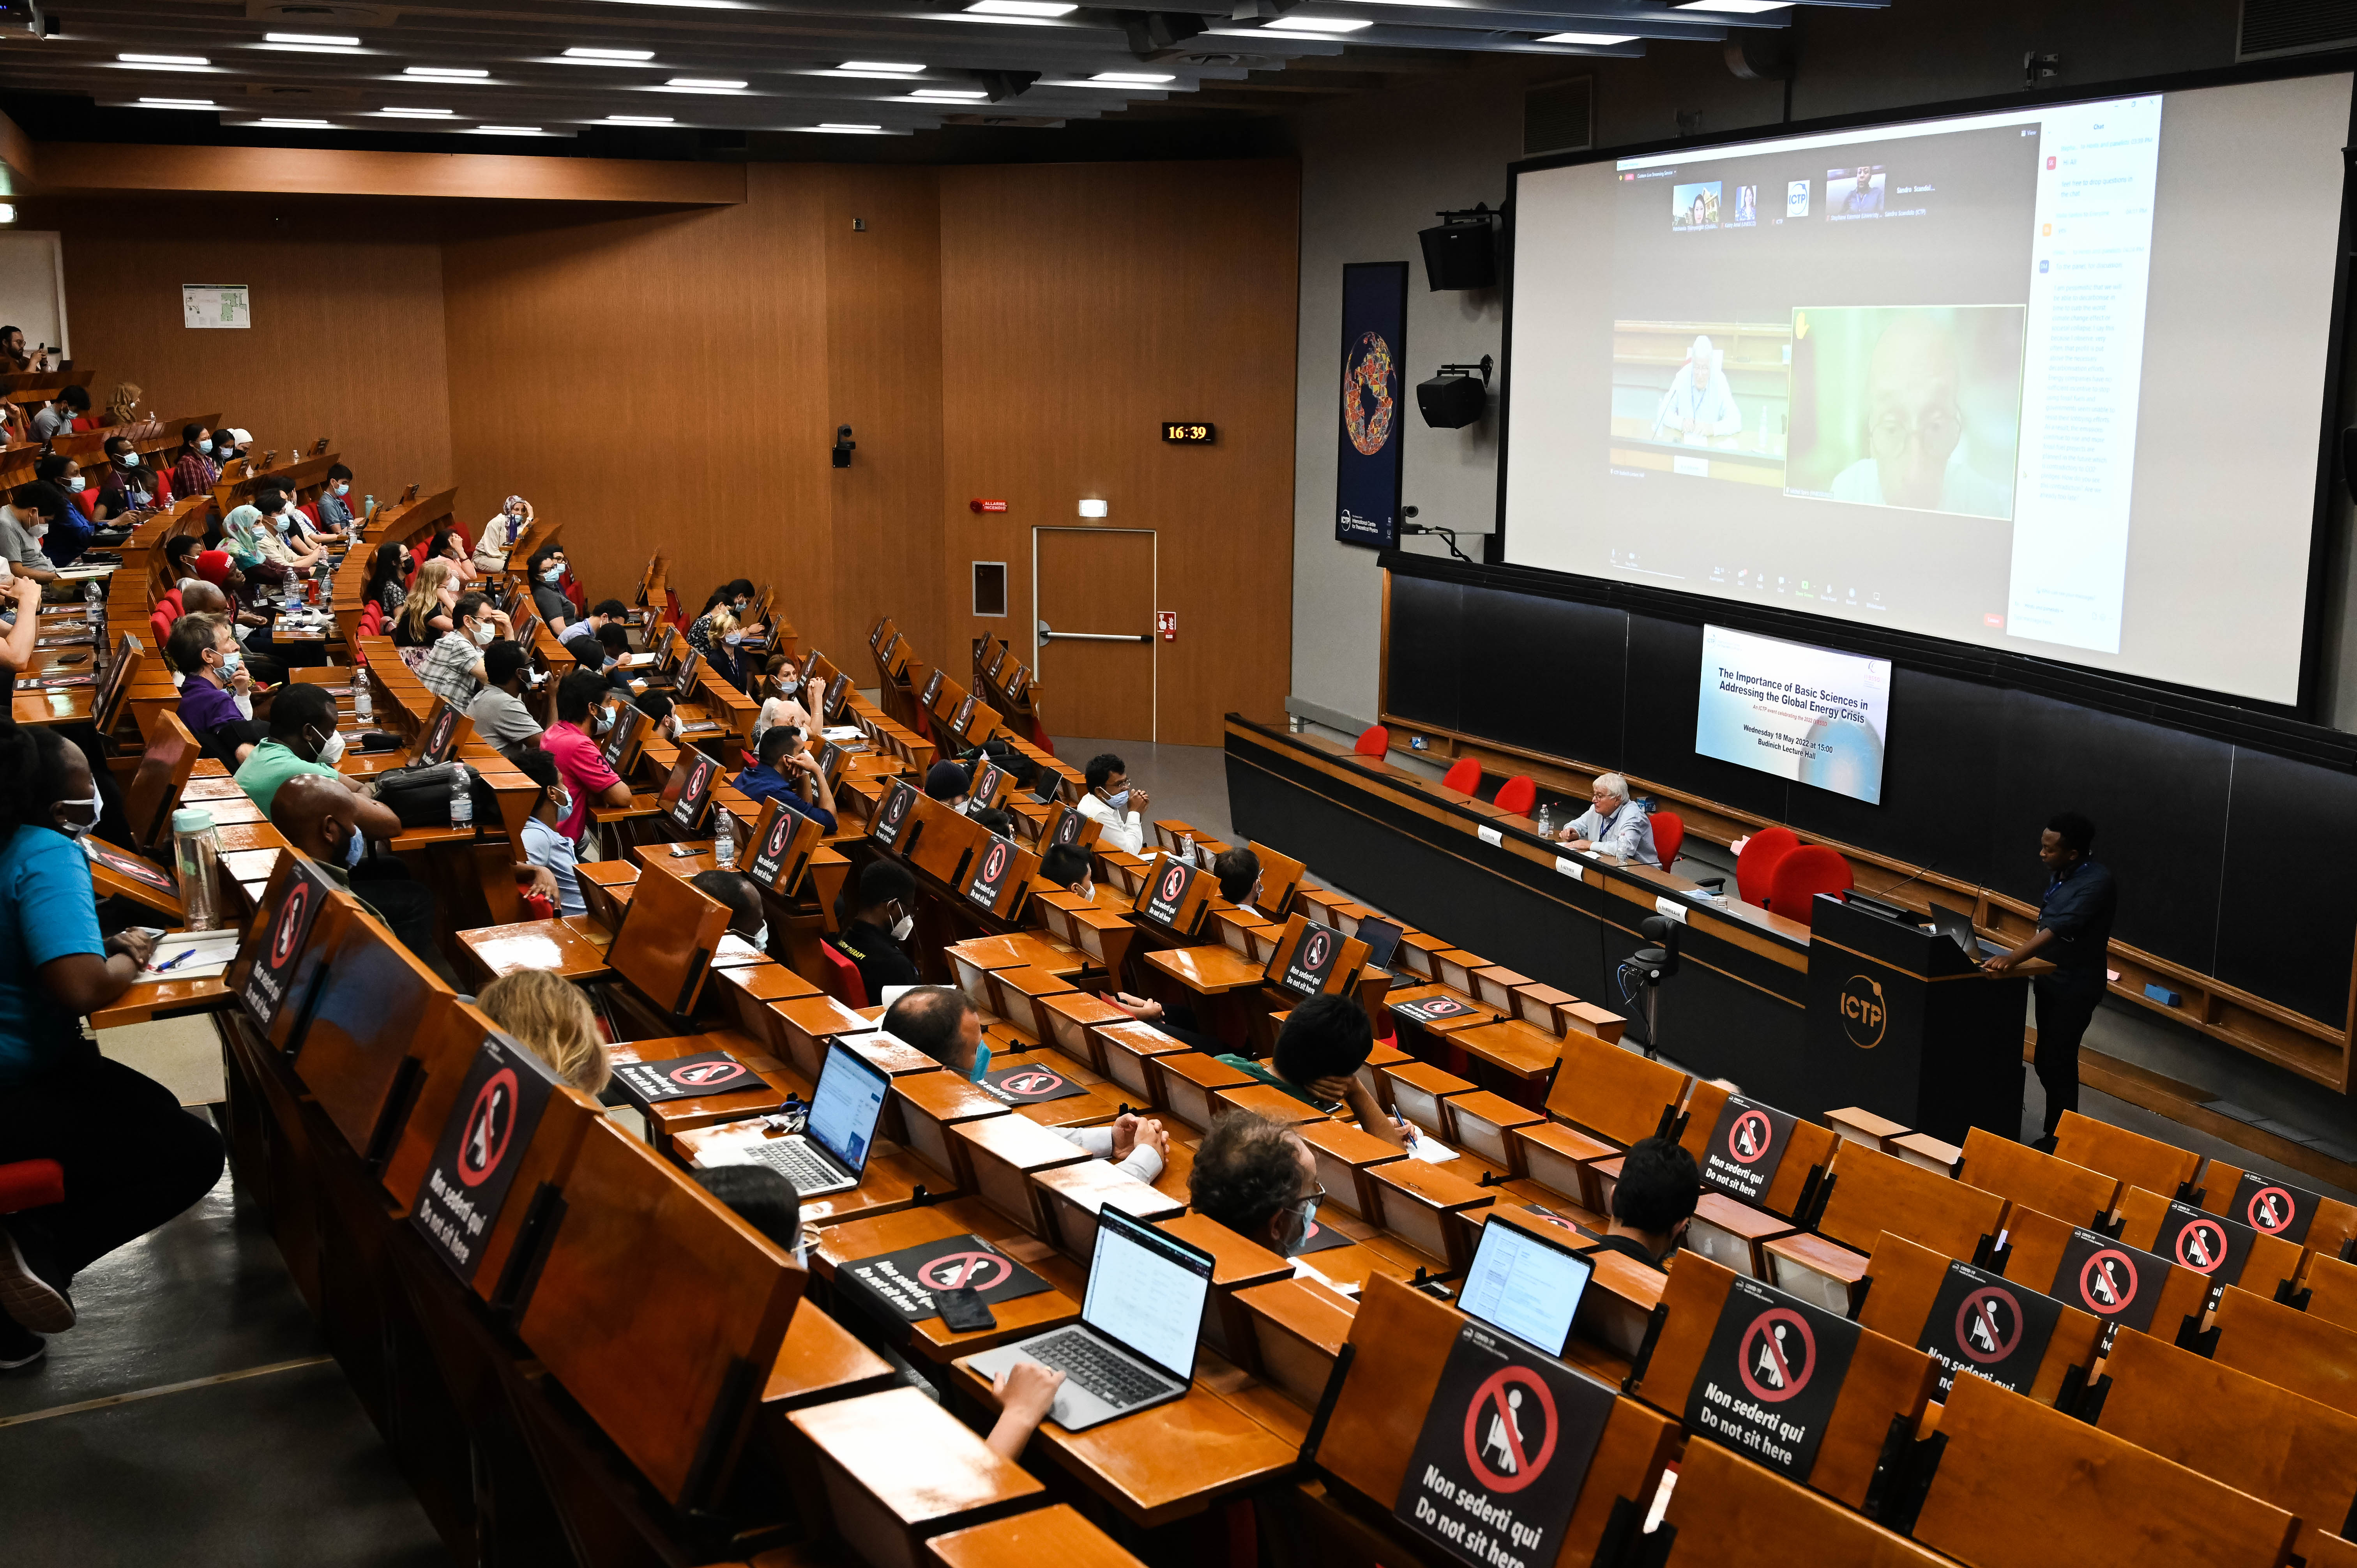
[544,670,633,841]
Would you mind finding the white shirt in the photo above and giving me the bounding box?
[1076,791,1145,855]
[1653,369,1742,440]
[1829,445,2016,521]
[1054,1127,1163,1184]
[1567,799,1659,867]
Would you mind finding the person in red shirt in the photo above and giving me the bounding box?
[542,670,632,841]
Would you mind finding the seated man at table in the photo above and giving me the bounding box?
[1038,842,1097,902]
[270,772,450,976]
[0,484,57,586]
[733,723,838,833]
[421,592,512,711]
[315,464,358,533]
[1216,992,1414,1151]
[1589,1135,1699,1270]
[922,758,971,808]
[969,806,1014,840]
[512,749,580,918]
[560,599,629,673]
[690,867,769,954]
[885,985,1169,1180]
[545,671,634,843]
[167,613,266,766]
[467,639,547,765]
[235,683,349,814]
[1550,772,1659,867]
[1213,846,1260,906]
[1075,752,1148,854]
[1188,1109,1325,1257]
[833,858,921,1004]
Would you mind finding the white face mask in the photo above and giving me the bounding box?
[63,477,84,493]
[891,913,915,941]
[750,922,769,953]
[472,622,496,646]
[315,729,346,767]
[55,788,102,838]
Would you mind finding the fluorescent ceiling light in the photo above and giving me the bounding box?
[1092,70,1174,81]
[266,31,359,45]
[140,96,217,108]
[1675,0,1791,9]
[842,59,923,71]
[565,46,655,58]
[254,42,368,55]
[256,117,334,127]
[1537,30,1636,42]
[965,0,1076,14]
[378,107,454,116]
[1046,78,1171,88]
[1261,16,1372,30]
[908,88,988,99]
[475,125,547,134]
[604,113,673,123]
[405,65,490,78]
[664,76,746,88]
[118,52,209,66]
[815,122,884,132]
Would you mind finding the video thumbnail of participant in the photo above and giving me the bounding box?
[1826,165,1886,218]
[1672,180,1722,230]
[1608,320,1793,487]
[1730,184,1759,225]
[1783,304,2026,521]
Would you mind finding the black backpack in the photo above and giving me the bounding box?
[370,759,497,830]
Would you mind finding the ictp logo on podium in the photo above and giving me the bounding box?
[1840,974,1885,1049]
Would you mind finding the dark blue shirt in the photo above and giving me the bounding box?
[2036,857,2116,994]
[732,764,837,833]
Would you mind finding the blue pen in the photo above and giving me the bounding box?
[152,948,197,973]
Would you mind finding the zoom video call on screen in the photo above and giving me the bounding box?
[1503,76,2352,706]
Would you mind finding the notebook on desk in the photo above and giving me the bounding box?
[966,1206,1213,1430]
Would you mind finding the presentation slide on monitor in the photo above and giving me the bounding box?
[1502,74,2351,705]
[1696,625,1892,804]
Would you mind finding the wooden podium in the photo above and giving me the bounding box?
[1803,894,2036,1143]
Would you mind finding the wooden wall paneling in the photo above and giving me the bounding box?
[439,171,832,622]
[936,159,1300,745]
[28,193,454,500]
[33,143,747,205]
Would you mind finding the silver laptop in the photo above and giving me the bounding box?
[1928,901,1989,962]
[1458,1216,1595,1358]
[737,1042,890,1197]
[967,1206,1214,1431]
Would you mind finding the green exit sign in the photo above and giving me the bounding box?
[1161,422,1216,444]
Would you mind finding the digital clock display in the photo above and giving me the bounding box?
[1161,422,1216,444]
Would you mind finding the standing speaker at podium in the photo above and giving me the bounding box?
[1980,812,2117,1149]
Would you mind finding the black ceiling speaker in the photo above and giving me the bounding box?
[1419,203,1499,291]
[1417,356,1494,429]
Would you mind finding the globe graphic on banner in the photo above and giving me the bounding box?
[1343,330,1398,457]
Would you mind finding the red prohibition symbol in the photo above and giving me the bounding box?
[271,882,311,967]
[2247,1188,2296,1234]
[2174,1220,2229,1274]
[1737,1308,1817,1402]
[1304,930,1331,969]
[1728,1109,1774,1165]
[982,842,1009,883]
[1460,1366,1558,1493]
[1000,1070,1064,1097]
[2080,1249,2140,1314]
[670,1059,747,1088]
[1953,1285,2023,1365]
[459,1067,520,1188]
[917,1251,1011,1292]
[1160,865,1187,901]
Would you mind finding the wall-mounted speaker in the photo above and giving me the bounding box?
[1418,215,1498,291]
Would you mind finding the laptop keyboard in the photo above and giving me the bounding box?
[1026,1329,1170,1408]
[742,1137,842,1192]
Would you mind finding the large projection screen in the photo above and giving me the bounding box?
[1500,73,2352,707]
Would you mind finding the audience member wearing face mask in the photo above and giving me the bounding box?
[467,639,548,766]
[269,772,452,982]
[830,857,923,1004]
[172,424,220,499]
[733,722,837,833]
[525,544,573,636]
[511,749,583,919]
[316,464,359,531]
[560,598,629,675]
[752,652,817,745]
[0,482,58,585]
[689,868,770,960]
[1188,1111,1327,1260]
[0,720,226,1371]
[1077,751,1150,854]
[544,671,634,843]
[475,495,531,572]
[419,590,511,710]
[232,682,353,816]
[166,612,267,766]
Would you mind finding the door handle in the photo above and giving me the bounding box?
[1038,620,1152,646]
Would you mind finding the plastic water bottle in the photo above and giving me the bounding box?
[449,765,473,830]
[1537,802,1552,838]
[171,808,221,931]
[352,678,372,723]
[714,808,737,870]
[1180,831,1194,867]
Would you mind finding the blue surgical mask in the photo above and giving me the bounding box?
[341,821,366,868]
[541,565,562,585]
[198,439,214,454]
[332,482,348,498]
[275,514,292,533]
[218,649,243,676]
[120,452,139,468]
[1104,788,1131,812]
[967,1041,992,1083]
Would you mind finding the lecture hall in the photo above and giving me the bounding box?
[6,3,2357,1566]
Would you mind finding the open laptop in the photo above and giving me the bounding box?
[1928,901,1990,962]
[1353,916,1405,972]
[1457,1216,1595,1357]
[967,1206,1214,1431]
[735,1042,891,1197]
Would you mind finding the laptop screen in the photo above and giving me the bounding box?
[806,1043,891,1174]
[1927,902,1981,959]
[1459,1218,1594,1356]
[1083,1207,1214,1383]
[1353,917,1404,972]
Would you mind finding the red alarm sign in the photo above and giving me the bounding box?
[1156,610,1177,641]
[968,499,1008,513]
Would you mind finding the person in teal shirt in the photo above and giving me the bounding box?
[233,684,347,817]
[0,722,224,1368]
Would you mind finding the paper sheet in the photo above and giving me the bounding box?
[138,929,242,982]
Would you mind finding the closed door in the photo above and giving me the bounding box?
[1034,527,1155,741]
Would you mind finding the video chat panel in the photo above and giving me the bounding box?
[1502,76,2351,706]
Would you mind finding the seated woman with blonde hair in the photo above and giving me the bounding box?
[475,968,611,1095]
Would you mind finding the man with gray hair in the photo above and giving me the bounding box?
[1651,334,1742,442]
[1553,772,1660,867]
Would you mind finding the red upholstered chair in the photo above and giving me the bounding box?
[1441,757,1481,794]
[1650,810,1685,872]
[149,609,174,648]
[357,603,383,638]
[1352,725,1390,758]
[818,942,869,1011]
[1765,845,1853,928]
[0,1159,63,1215]
[1735,826,1801,907]
[1493,775,1536,817]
